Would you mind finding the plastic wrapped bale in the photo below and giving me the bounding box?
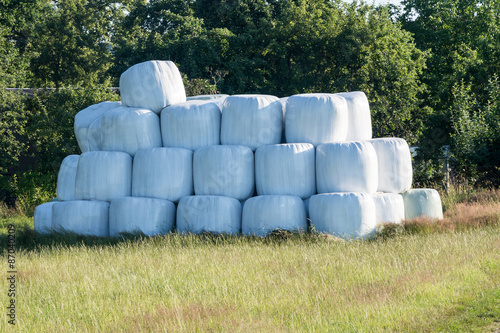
[119,60,186,114]
[334,91,372,141]
[402,189,443,220]
[309,193,376,239]
[132,147,193,203]
[177,196,241,235]
[75,151,132,202]
[369,138,412,193]
[34,202,56,234]
[255,143,315,199]
[186,94,229,101]
[316,141,378,194]
[161,100,221,150]
[74,101,121,153]
[109,197,175,237]
[220,95,282,150]
[57,155,79,201]
[285,94,348,146]
[100,106,162,156]
[372,193,405,225]
[279,97,288,143]
[242,195,307,237]
[193,145,254,201]
[52,200,110,237]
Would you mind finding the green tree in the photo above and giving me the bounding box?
[30,0,124,88]
[111,0,231,86]
[261,1,428,142]
[401,0,500,116]
[449,76,500,186]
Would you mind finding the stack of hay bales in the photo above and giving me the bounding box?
[34,60,443,239]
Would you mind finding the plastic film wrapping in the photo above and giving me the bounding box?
[119,60,186,113]
[177,195,241,235]
[255,143,315,199]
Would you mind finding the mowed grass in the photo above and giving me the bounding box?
[0,191,499,332]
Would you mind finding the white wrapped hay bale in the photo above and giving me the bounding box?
[220,94,282,150]
[309,193,376,239]
[242,195,307,237]
[334,91,372,141]
[57,155,79,201]
[161,100,221,150]
[193,145,254,200]
[402,189,443,220]
[372,193,405,225]
[74,101,121,153]
[34,202,56,234]
[75,151,132,202]
[255,143,315,199]
[109,197,175,237]
[316,141,378,194]
[186,94,229,101]
[100,106,162,156]
[119,60,186,113]
[177,195,241,235]
[369,138,412,193]
[52,200,110,237]
[132,147,193,202]
[285,93,348,146]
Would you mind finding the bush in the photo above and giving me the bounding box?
[12,171,56,216]
[449,76,500,187]
[0,85,120,212]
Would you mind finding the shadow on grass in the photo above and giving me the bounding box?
[0,222,330,253]
[2,198,499,252]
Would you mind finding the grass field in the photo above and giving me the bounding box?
[1,189,499,332]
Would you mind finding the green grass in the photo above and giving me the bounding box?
[0,189,499,332]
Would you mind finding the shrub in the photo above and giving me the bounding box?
[0,85,120,212]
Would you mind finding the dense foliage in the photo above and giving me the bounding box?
[0,0,499,209]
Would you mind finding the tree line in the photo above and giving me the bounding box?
[1,0,499,210]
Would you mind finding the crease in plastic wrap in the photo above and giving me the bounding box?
[109,197,176,237]
[316,141,378,194]
[75,151,132,202]
[34,202,56,234]
[100,106,162,156]
[309,193,376,239]
[278,97,288,143]
[74,101,121,153]
[119,60,186,113]
[303,197,311,219]
[334,91,372,141]
[285,93,348,146]
[57,155,79,201]
[193,145,254,200]
[177,195,242,235]
[255,143,315,199]
[221,95,282,150]
[132,147,193,203]
[369,138,412,193]
[402,189,443,220]
[52,200,110,237]
[372,193,405,225]
[186,94,229,101]
[242,195,307,237]
[161,100,221,150]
